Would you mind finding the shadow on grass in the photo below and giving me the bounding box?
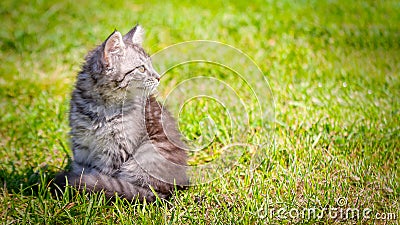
[0,164,61,197]
[0,154,73,198]
[0,160,183,209]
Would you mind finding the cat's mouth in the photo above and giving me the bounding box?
[113,74,159,94]
[143,78,159,89]
[116,79,159,93]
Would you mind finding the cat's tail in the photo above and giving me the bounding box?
[52,172,169,202]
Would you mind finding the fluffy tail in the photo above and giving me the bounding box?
[52,172,169,202]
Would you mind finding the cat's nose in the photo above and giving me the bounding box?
[153,72,160,81]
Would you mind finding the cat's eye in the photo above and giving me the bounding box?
[138,65,146,73]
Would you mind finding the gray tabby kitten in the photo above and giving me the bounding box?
[54,25,188,202]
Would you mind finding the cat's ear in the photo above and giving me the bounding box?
[124,25,144,45]
[104,30,125,64]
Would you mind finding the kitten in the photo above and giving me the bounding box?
[54,25,188,202]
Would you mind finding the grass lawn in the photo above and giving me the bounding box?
[1,0,399,224]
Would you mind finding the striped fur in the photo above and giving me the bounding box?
[54,25,188,202]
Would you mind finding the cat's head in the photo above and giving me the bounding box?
[84,25,160,98]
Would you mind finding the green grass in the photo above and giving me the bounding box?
[1,0,399,224]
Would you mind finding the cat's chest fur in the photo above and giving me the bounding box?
[71,97,149,175]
